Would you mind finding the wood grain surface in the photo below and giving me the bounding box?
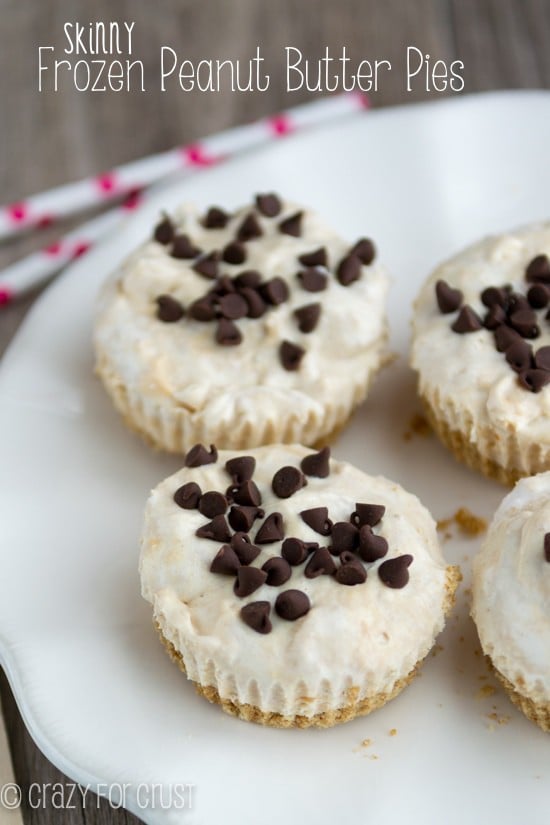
[1,0,549,822]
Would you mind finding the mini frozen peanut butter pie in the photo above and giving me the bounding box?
[411,222,550,483]
[139,443,460,728]
[94,193,390,453]
[471,472,550,732]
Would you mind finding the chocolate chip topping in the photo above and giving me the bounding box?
[237,212,263,242]
[484,304,507,329]
[174,482,202,510]
[279,211,303,237]
[337,254,362,286]
[294,303,321,333]
[271,466,305,499]
[518,368,550,393]
[275,589,310,620]
[527,284,550,309]
[300,507,332,536]
[260,277,289,306]
[262,556,292,586]
[189,294,217,322]
[222,241,246,265]
[481,286,509,308]
[225,455,256,483]
[281,537,314,566]
[305,546,337,578]
[544,533,550,562]
[154,216,175,245]
[218,292,248,320]
[196,514,231,542]
[240,287,267,318]
[505,341,533,373]
[451,305,483,333]
[185,443,218,467]
[378,554,413,588]
[526,254,550,283]
[255,193,282,218]
[534,346,550,371]
[297,267,328,292]
[193,251,220,280]
[156,294,185,323]
[203,206,230,229]
[228,505,264,532]
[240,600,272,633]
[300,447,330,478]
[210,545,240,575]
[231,532,261,565]
[350,238,376,265]
[255,512,285,544]
[335,557,367,585]
[298,247,327,267]
[330,522,359,554]
[358,526,389,562]
[234,270,262,289]
[234,566,268,598]
[279,340,305,371]
[198,491,228,518]
[233,480,262,507]
[435,280,463,314]
[351,503,386,528]
[216,318,243,346]
[494,325,523,352]
[509,308,540,338]
[171,233,201,259]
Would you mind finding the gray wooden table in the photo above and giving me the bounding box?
[1,0,549,822]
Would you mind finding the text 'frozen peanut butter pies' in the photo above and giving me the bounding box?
[411,222,550,484]
[94,193,390,453]
[139,444,460,728]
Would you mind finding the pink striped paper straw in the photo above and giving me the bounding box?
[0,92,368,243]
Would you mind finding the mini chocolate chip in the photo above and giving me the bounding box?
[260,277,289,305]
[173,482,202,509]
[527,284,550,309]
[279,211,303,237]
[272,466,305,499]
[193,251,220,279]
[203,206,230,229]
[210,545,241,575]
[481,286,508,308]
[298,247,327,267]
[228,505,264,532]
[337,254,362,286]
[231,532,261,565]
[505,341,534,373]
[378,554,413,588]
[300,447,330,478]
[156,294,185,323]
[223,241,246,265]
[435,280,463,314]
[255,193,282,217]
[196,514,231,542]
[171,233,201,259]
[526,254,550,283]
[518,368,550,393]
[275,589,310,620]
[451,305,483,333]
[189,294,217,322]
[305,547,337,578]
[225,455,256,483]
[330,522,359,554]
[216,318,243,346]
[185,443,218,467]
[506,293,530,315]
[240,287,267,318]
[297,267,328,292]
[199,491,228,518]
[509,309,540,339]
[237,212,263,242]
[255,512,285,544]
[240,601,272,634]
[350,238,376,265]
[218,292,248,320]
[281,537,312,566]
[494,325,523,352]
[234,566,267,598]
[335,558,367,585]
[535,346,550,371]
[300,507,332,536]
[351,503,386,528]
[233,480,262,507]
[234,270,262,289]
[212,275,236,296]
[279,340,305,371]
[357,526,389,562]
[544,533,550,562]
[484,304,507,330]
[154,216,174,244]
[294,303,321,333]
[262,556,292,586]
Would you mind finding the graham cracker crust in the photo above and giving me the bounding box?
[489,660,550,733]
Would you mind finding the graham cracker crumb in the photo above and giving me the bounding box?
[486,710,511,727]
[431,643,444,658]
[437,509,487,538]
[389,728,397,737]
[403,413,432,442]
[369,754,379,761]
[477,684,497,699]
[361,738,372,748]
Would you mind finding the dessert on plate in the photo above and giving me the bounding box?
[139,443,460,727]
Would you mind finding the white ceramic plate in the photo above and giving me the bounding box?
[1,92,550,825]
